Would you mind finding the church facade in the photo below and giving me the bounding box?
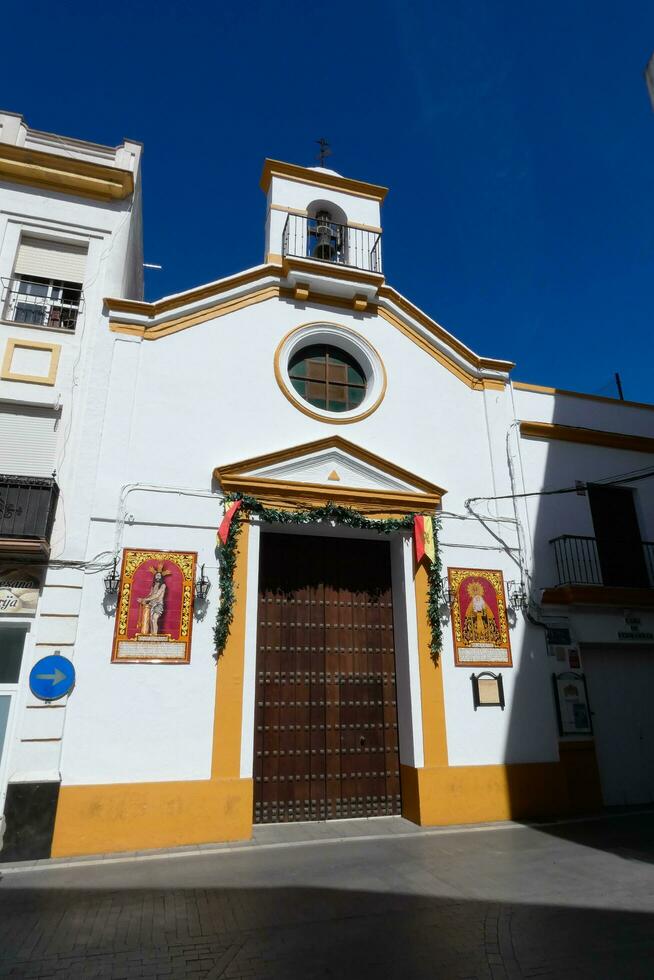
[1,115,654,860]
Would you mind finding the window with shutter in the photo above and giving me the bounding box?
[4,237,87,331]
[0,405,59,477]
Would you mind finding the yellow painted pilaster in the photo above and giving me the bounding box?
[212,522,250,779]
[414,560,448,768]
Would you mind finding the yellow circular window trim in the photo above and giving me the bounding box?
[274,322,387,424]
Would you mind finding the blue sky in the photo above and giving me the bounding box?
[4,1,654,401]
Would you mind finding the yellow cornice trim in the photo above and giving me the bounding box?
[106,265,508,396]
[1,337,61,386]
[269,203,382,233]
[282,255,385,288]
[273,322,387,425]
[260,158,389,202]
[379,286,513,375]
[519,421,654,454]
[514,380,654,413]
[278,286,377,313]
[215,435,446,505]
[378,307,496,391]
[269,204,308,216]
[109,285,279,340]
[105,266,276,318]
[0,143,134,201]
[216,477,441,514]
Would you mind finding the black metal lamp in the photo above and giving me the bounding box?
[195,564,211,601]
[104,558,120,596]
[440,576,455,608]
[506,580,528,610]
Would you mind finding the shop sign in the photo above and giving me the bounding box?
[0,566,41,615]
[618,613,653,642]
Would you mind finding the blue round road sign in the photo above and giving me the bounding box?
[29,655,75,702]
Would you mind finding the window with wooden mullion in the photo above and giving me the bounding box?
[288,344,366,413]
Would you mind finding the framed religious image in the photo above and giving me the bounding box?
[111,550,197,664]
[471,671,505,710]
[448,567,512,667]
[552,672,593,736]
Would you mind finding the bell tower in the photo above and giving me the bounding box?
[260,159,388,274]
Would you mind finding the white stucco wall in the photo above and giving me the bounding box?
[59,290,568,784]
[0,148,143,801]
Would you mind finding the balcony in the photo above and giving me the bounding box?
[282,213,382,275]
[0,475,60,558]
[544,534,654,607]
[2,276,83,331]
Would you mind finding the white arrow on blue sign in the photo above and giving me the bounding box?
[29,655,75,702]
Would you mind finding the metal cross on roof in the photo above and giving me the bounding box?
[315,138,332,167]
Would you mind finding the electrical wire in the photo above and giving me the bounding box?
[466,465,654,507]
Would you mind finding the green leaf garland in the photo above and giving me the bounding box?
[214,494,443,663]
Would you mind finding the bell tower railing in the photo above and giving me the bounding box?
[282,214,382,274]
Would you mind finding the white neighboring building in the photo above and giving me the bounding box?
[0,111,142,859]
[0,121,653,861]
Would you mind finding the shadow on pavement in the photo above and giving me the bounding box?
[519,807,654,866]
[2,883,654,979]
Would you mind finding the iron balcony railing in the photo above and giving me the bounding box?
[2,277,84,331]
[551,534,654,588]
[0,475,59,548]
[282,213,382,274]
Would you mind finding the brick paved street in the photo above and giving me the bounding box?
[2,812,654,979]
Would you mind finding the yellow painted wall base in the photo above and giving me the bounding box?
[51,778,253,858]
[401,742,602,826]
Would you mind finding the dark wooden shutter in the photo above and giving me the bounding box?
[588,484,648,588]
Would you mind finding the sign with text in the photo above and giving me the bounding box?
[0,566,41,615]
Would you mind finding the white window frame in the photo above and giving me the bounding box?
[0,624,31,814]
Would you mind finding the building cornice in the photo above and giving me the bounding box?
[378,286,514,376]
[105,262,512,388]
[260,159,389,203]
[214,435,446,513]
[513,381,654,413]
[519,421,654,454]
[0,143,134,201]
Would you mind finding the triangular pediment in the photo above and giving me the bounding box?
[214,437,445,512]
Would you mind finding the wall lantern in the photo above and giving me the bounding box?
[440,577,455,608]
[104,558,120,596]
[195,564,211,602]
[506,580,528,611]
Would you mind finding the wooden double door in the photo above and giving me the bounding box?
[254,532,402,824]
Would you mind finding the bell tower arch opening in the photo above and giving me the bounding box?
[306,198,348,264]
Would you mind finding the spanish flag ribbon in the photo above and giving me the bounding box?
[217,499,243,546]
[414,514,435,565]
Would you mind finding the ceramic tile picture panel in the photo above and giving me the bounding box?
[111,549,197,664]
[448,567,512,667]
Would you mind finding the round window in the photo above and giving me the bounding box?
[275,323,386,423]
[288,344,367,413]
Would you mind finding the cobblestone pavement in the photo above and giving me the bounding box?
[2,811,654,979]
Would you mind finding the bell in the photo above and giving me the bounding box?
[312,210,337,261]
